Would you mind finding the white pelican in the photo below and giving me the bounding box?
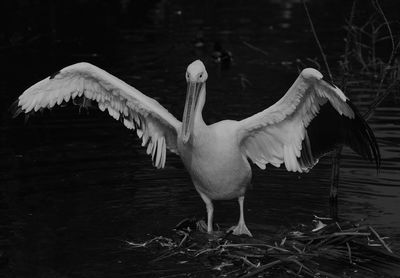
[14,60,380,237]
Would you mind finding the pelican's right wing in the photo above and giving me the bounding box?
[14,62,182,169]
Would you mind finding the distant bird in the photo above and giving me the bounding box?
[212,42,233,69]
[192,31,206,56]
[14,60,380,237]
[193,32,206,49]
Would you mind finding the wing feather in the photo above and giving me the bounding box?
[237,68,380,172]
[15,62,181,169]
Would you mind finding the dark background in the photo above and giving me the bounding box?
[1,0,400,277]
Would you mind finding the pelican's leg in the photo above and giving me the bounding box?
[199,192,214,233]
[229,196,253,237]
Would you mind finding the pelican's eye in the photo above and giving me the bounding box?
[199,73,203,79]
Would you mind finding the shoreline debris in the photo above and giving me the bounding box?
[127,217,400,277]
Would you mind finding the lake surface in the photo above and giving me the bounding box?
[1,0,399,277]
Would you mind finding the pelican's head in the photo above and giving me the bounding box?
[185,60,208,83]
[182,60,208,143]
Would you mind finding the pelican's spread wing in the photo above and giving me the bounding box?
[15,62,181,168]
[237,68,380,172]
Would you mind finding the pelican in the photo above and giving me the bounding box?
[14,60,380,237]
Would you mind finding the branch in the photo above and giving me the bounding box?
[302,0,333,81]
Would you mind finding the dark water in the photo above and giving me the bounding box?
[1,0,400,277]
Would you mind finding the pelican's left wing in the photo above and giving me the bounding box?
[237,68,380,172]
[14,62,181,168]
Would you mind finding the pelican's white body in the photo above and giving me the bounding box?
[178,120,251,200]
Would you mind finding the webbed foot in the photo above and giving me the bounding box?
[227,222,253,237]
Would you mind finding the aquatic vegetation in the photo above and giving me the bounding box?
[301,0,400,219]
[127,217,400,277]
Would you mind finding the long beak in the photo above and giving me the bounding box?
[182,81,203,143]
